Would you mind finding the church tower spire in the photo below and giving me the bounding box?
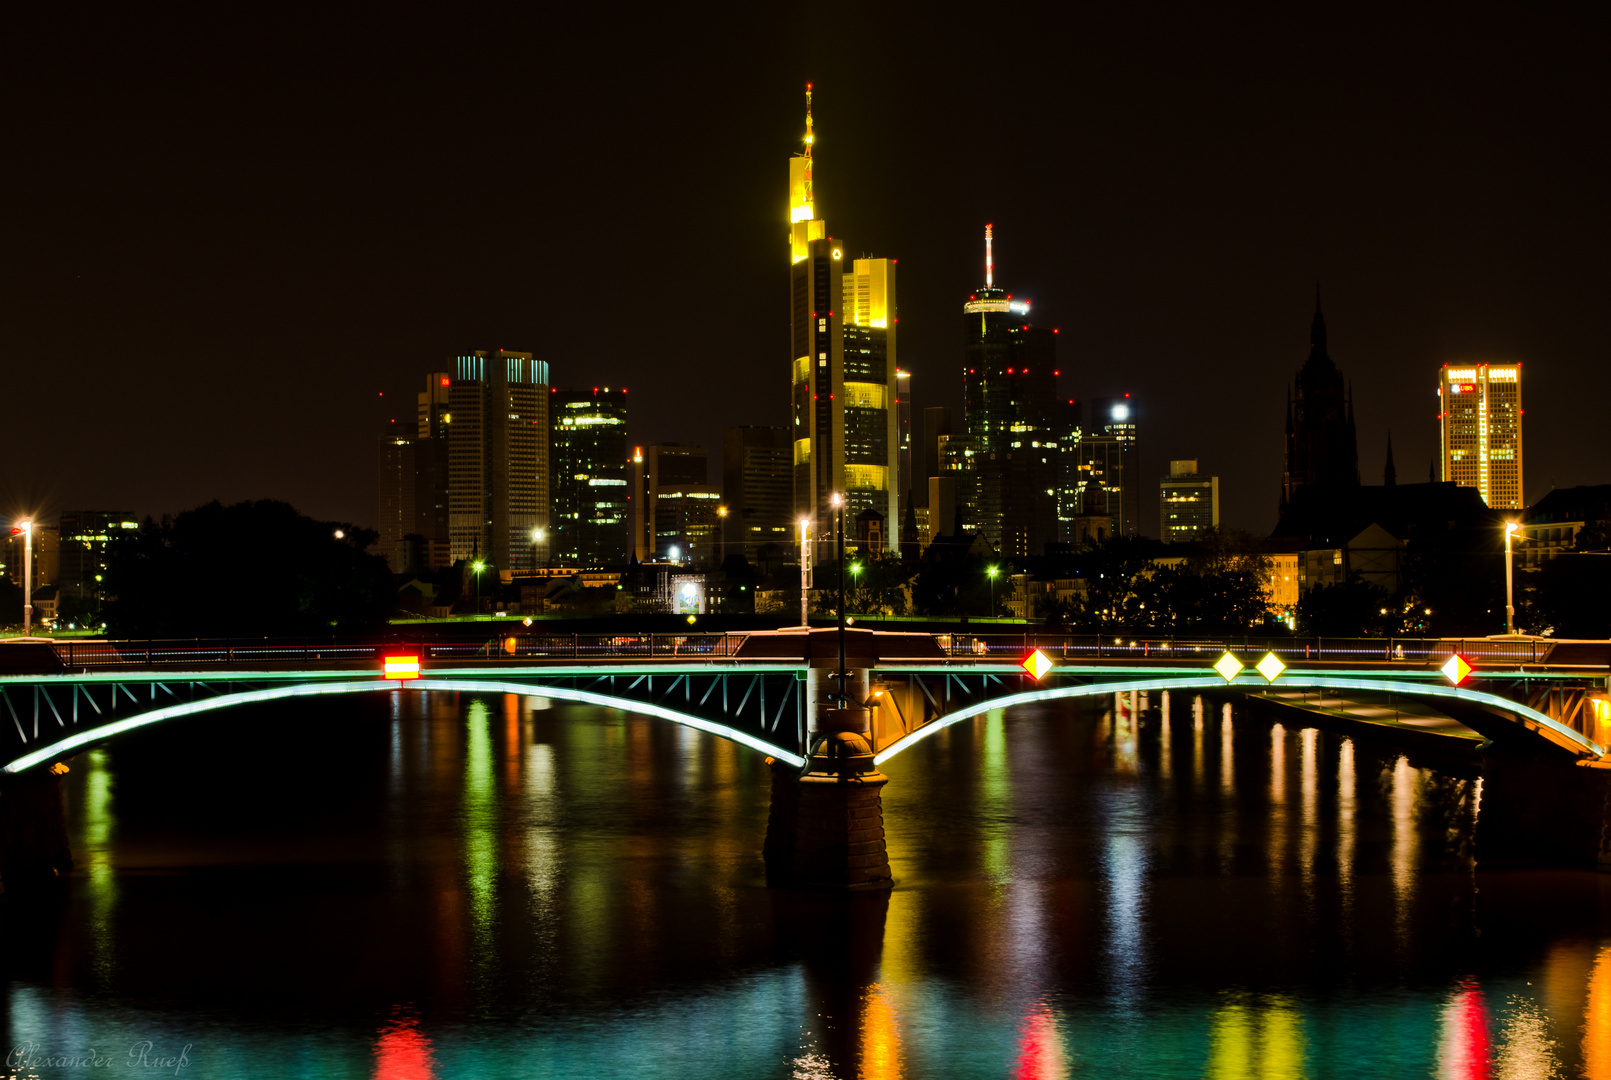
[1384,431,1397,486]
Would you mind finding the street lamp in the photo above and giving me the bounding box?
[831,492,847,707]
[799,517,812,628]
[849,561,862,616]
[531,526,546,569]
[717,505,727,569]
[472,559,486,620]
[1503,520,1535,635]
[987,564,1000,620]
[9,521,32,635]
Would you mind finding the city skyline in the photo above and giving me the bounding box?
[4,8,1607,537]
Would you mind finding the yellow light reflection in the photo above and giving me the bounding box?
[464,698,498,988]
[981,710,1011,886]
[82,748,117,987]
[1390,756,1417,950]
[1586,945,1611,1080]
[859,983,904,1080]
[1204,994,1307,1079]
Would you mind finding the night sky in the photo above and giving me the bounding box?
[6,5,1608,539]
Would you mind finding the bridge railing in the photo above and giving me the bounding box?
[936,634,1557,665]
[37,633,1572,672]
[46,633,753,669]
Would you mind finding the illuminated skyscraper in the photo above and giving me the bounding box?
[550,387,629,566]
[962,225,1060,555]
[1159,460,1219,543]
[1439,363,1523,510]
[444,350,549,569]
[787,86,899,552]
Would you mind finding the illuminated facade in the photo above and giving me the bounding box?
[637,443,708,561]
[1159,459,1219,543]
[1439,363,1523,510]
[550,388,629,567]
[1086,396,1141,538]
[961,225,1060,556]
[444,350,549,570]
[787,86,899,552]
[56,511,135,601]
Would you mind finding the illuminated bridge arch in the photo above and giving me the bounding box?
[1,672,811,775]
[869,670,1608,766]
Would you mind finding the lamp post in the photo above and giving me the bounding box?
[472,559,485,620]
[799,517,812,628]
[849,561,862,618]
[531,526,545,570]
[717,505,727,568]
[987,564,999,620]
[1503,521,1533,635]
[832,492,847,706]
[10,521,33,635]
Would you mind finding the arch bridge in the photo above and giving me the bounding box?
[1,629,1606,775]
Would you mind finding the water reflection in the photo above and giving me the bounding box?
[4,692,1609,1078]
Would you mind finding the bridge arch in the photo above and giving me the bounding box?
[3,678,807,775]
[871,673,1606,765]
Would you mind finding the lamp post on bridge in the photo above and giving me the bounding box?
[986,564,999,621]
[9,521,32,635]
[1503,520,1537,636]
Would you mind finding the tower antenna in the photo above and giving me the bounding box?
[985,223,994,288]
[803,83,814,210]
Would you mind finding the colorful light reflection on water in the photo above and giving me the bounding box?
[1,689,1607,1079]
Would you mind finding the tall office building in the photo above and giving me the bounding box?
[377,434,416,571]
[1282,292,1359,510]
[56,511,136,601]
[1089,395,1140,537]
[1439,363,1523,510]
[787,86,900,552]
[842,256,899,545]
[896,369,912,508]
[551,387,629,566]
[723,426,792,562]
[445,350,549,569]
[635,443,708,561]
[1159,460,1219,543]
[961,225,1060,556]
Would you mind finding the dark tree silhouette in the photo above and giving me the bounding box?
[104,500,395,638]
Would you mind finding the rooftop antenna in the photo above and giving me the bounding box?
[803,83,814,210]
[985,223,994,288]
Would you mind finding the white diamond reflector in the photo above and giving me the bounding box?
[1256,652,1286,683]
[1213,652,1244,683]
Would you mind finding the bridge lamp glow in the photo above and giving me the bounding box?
[1213,652,1244,683]
[1441,654,1473,686]
[1021,649,1054,681]
[1255,652,1286,683]
[383,655,421,681]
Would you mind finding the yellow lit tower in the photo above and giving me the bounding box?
[788,85,900,552]
[1439,362,1523,510]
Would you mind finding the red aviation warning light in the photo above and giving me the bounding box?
[384,655,421,681]
[1441,654,1472,686]
[1021,649,1054,681]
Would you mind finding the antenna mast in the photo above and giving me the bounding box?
[985,223,994,288]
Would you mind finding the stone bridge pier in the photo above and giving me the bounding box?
[1476,751,1611,870]
[751,628,944,890]
[1,767,74,890]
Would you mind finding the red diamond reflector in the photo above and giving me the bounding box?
[1021,649,1053,681]
[1441,654,1472,686]
[384,655,421,680]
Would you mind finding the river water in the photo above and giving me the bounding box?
[3,690,1609,1078]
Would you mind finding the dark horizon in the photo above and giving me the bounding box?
[5,6,1607,540]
